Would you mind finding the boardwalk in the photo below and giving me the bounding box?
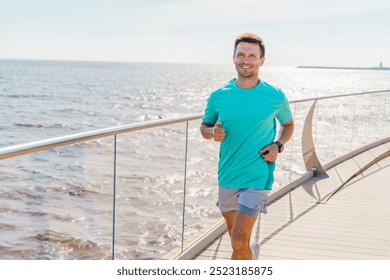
[192,142,390,260]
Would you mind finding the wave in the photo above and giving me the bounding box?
[5,94,52,99]
[24,230,110,260]
[14,123,68,129]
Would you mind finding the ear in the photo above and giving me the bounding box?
[259,56,265,66]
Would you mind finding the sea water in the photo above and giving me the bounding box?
[0,59,389,259]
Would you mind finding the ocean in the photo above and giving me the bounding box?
[0,59,389,259]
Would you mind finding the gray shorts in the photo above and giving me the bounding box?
[217,186,270,218]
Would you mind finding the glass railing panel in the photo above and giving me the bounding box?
[274,101,311,186]
[314,93,389,164]
[365,92,389,144]
[182,119,220,241]
[113,123,186,260]
[383,92,390,140]
[332,96,356,159]
[313,97,338,164]
[0,138,115,259]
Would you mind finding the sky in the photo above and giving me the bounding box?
[0,0,389,67]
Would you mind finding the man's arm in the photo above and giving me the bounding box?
[260,119,294,162]
[200,122,225,142]
[275,118,294,146]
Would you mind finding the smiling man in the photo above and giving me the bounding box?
[200,32,294,260]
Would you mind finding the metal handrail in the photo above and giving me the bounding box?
[0,114,202,160]
[1,90,389,161]
[291,89,389,103]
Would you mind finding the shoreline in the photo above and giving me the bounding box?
[297,66,390,71]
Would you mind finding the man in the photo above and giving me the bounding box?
[200,32,294,260]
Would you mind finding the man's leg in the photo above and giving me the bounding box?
[219,188,269,259]
[222,210,257,260]
[222,211,237,237]
[230,211,257,260]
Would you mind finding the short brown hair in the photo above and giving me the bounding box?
[234,32,265,57]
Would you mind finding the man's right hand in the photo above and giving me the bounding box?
[213,122,225,142]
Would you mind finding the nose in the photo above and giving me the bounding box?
[240,55,254,63]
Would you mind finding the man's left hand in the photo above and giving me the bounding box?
[260,143,278,162]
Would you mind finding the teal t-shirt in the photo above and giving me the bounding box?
[202,78,292,190]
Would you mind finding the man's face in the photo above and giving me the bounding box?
[233,42,265,79]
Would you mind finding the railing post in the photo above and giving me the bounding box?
[181,122,189,253]
[112,135,117,260]
[302,101,328,178]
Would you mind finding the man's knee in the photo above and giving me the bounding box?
[231,236,249,251]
